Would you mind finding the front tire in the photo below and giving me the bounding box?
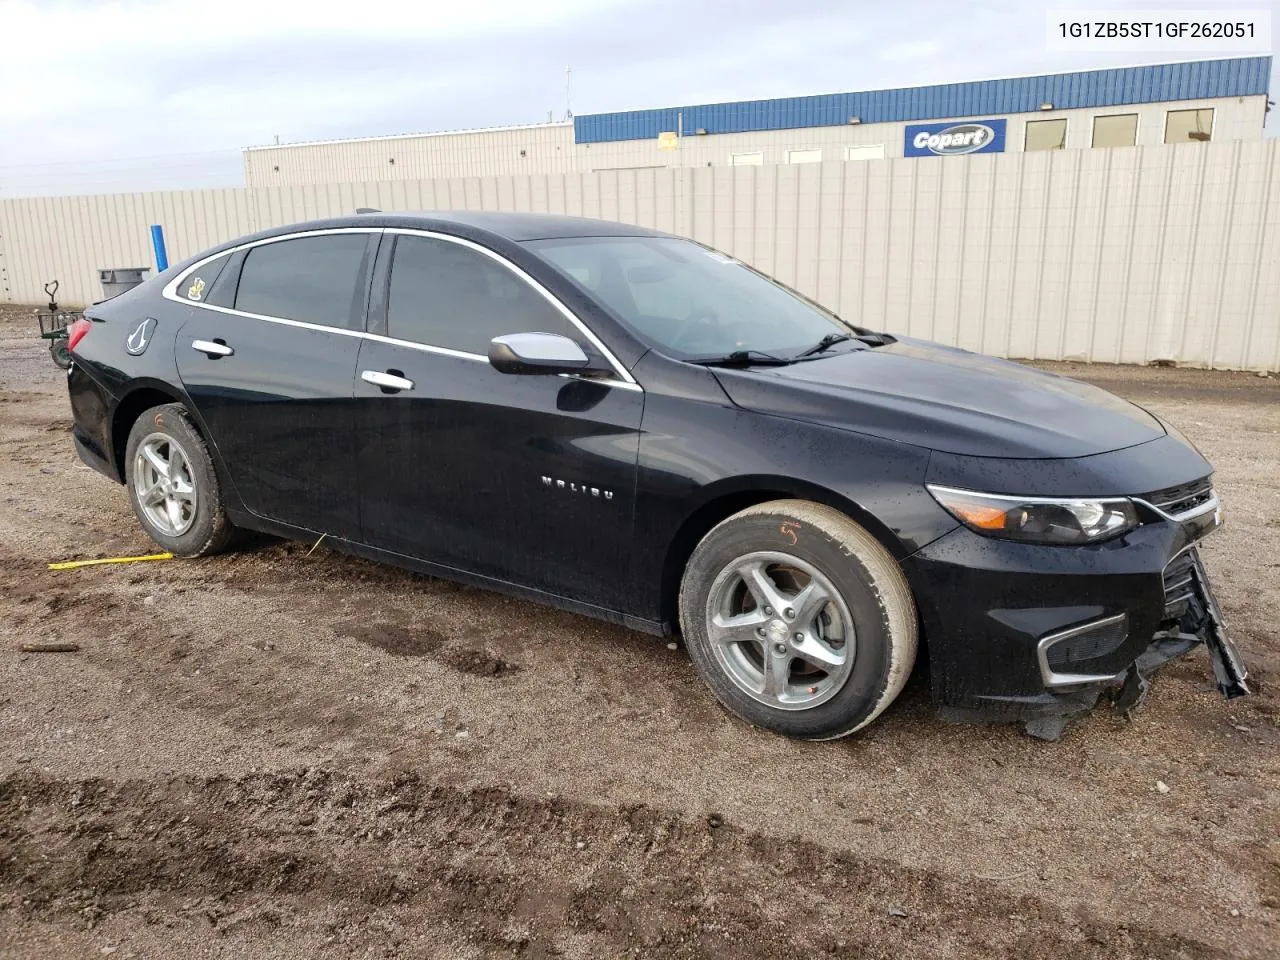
[678,500,918,739]
[124,403,238,557]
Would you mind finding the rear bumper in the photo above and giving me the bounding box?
[902,493,1244,722]
[67,361,122,483]
[73,424,120,482]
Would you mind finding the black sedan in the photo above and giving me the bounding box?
[64,213,1248,739]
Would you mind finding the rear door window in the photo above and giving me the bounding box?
[386,235,575,353]
[234,234,372,330]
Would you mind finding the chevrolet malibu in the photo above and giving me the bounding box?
[64,213,1248,739]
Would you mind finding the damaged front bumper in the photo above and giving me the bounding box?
[907,485,1250,740]
[956,546,1247,741]
[1114,546,1249,712]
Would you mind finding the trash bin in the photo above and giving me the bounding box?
[98,267,151,299]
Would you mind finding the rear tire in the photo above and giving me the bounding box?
[678,500,917,739]
[124,403,239,557]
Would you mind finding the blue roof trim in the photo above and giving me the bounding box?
[573,57,1272,144]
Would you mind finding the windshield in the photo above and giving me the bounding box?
[526,236,851,360]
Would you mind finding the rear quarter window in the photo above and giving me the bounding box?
[176,254,230,304]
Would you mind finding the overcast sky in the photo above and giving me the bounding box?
[0,0,1275,196]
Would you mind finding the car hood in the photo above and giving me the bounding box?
[711,338,1165,459]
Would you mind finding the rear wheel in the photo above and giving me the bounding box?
[124,403,239,557]
[679,500,918,739]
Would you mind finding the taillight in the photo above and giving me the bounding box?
[67,318,92,352]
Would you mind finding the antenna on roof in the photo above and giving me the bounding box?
[565,65,573,120]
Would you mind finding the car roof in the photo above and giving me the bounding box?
[225,211,672,247]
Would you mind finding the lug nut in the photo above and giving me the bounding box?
[774,642,787,655]
[763,606,773,616]
[784,607,795,619]
[794,632,804,642]
[756,626,766,638]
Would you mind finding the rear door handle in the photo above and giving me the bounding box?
[361,369,415,392]
[192,338,233,358]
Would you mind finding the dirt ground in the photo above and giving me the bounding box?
[0,302,1276,960]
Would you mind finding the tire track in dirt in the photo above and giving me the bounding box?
[0,770,1232,960]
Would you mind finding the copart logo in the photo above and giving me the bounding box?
[913,123,994,155]
[904,118,1007,158]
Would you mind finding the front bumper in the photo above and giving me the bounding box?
[902,490,1247,734]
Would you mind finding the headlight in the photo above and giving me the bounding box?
[926,485,1138,545]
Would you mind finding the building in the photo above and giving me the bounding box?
[244,55,1269,187]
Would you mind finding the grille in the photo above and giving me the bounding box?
[1162,548,1198,618]
[1143,477,1214,517]
[1044,617,1130,670]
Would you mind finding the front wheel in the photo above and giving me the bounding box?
[678,500,918,740]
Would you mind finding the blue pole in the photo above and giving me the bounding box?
[150,224,169,271]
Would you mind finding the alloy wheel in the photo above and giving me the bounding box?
[133,433,198,537]
[704,550,855,710]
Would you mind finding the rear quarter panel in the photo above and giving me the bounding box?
[70,283,219,490]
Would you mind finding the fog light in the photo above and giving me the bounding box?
[1037,613,1130,687]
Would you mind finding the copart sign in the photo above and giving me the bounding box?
[905,118,1007,157]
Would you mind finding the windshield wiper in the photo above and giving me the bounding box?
[689,349,794,368]
[793,333,852,359]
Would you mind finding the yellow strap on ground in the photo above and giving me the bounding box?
[48,552,174,571]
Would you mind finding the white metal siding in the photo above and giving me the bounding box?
[2,139,1277,371]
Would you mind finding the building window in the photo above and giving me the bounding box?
[844,144,885,161]
[786,149,823,164]
[1024,119,1067,151]
[730,152,764,166]
[1092,114,1138,148]
[1165,108,1214,143]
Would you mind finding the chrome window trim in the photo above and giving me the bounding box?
[362,330,488,363]
[384,227,638,386]
[160,226,642,393]
[163,299,366,340]
[160,227,381,304]
[1035,613,1130,688]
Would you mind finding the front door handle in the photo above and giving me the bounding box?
[361,369,415,393]
[192,338,233,358]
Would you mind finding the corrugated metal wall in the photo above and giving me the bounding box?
[2,140,1277,370]
[573,56,1273,143]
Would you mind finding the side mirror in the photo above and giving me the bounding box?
[488,332,603,376]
